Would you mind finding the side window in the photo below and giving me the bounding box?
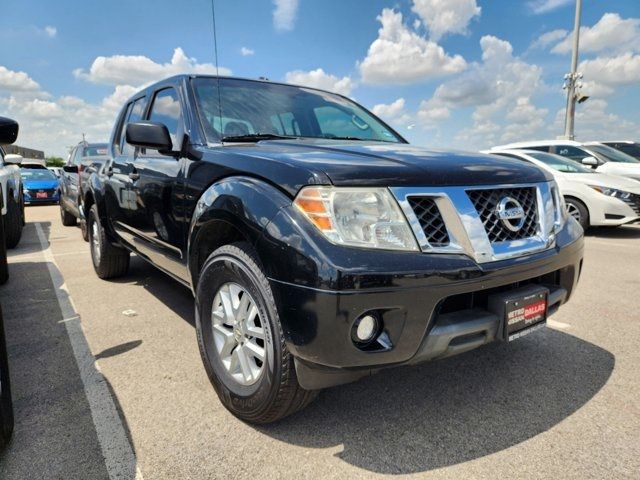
[72,147,83,165]
[122,97,147,156]
[526,146,550,153]
[146,88,183,153]
[114,103,133,155]
[550,145,588,161]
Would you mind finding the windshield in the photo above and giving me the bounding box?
[586,144,640,163]
[604,142,640,159]
[526,151,595,173]
[21,168,57,181]
[84,144,108,156]
[192,78,404,143]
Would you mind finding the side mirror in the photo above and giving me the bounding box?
[581,156,598,167]
[126,122,173,153]
[4,154,22,165]
[63,165,78,173]
[0,116,19,145]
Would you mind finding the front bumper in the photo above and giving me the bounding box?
[24,192,60,204]
[262,215,584,389]
[589,194,640,226]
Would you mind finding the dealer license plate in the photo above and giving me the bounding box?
[504,291,548,341]
[36,192,48,199]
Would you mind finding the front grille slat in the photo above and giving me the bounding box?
[407,197,450,247]
[467,187,539,243]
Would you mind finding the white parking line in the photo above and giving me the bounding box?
[34,223,144,480]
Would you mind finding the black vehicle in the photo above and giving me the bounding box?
[60,142,108,240]
[84,75,584,423]
[601,141,640,160]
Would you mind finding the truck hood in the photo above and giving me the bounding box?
[220,140,551,191]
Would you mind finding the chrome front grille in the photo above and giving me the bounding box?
[392,182,557,264]
[466,187,538,242]
[622,194,640,216]
[407,197,450,247]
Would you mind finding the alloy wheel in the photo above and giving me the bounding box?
[566,203,581,223]
[211,282,266,386]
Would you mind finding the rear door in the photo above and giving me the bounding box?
[121,86,187,280]
[62,146,82,216]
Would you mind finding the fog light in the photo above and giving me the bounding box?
[354,315,378,343]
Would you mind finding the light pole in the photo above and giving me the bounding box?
[562,0,583,140]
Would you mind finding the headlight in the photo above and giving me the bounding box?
[588,185,632,199]
[293,186,419,251]
[550,181,567,232]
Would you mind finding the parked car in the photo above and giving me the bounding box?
[84,75,583,423]
[491,139,640,181]
[600,141,640,161]
[488,149,640,229]
[48,166,63,178]
[0,304,13,450]
[0,117,24,285]
[60,141,109,240]
[21,167,60,205]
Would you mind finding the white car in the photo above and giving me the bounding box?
[491,139,640,181]
[0,149,24,248]
[488,149,640,229]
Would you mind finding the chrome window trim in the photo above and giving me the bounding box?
[390,182,557,264]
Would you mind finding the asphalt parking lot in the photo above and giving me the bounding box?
[1,205,639,479]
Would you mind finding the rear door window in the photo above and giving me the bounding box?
[549,145,589,161]
[122,97,147,156]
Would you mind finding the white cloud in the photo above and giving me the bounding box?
[551,99,639,141]
[73,47,230,87]
[0,66,41,92]
[44,26,57,38]
[579,52,640,88]
[372,98,412,129]
[273,0,299,32]
[240,47,255,56]
[411,0,481,40]
[358,8,467,85]
[529,29,568,50]
[420,35,547,147]
[552,13,640,55]
[284,68,354,96]
[528,0,573,15]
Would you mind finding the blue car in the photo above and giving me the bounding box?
[21,167,60,205]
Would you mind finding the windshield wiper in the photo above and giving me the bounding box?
[221,133,298,142]
[323,136,366,141]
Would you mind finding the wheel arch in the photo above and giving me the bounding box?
[187,176,292,289]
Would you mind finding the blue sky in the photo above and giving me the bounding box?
[0,0,638,156]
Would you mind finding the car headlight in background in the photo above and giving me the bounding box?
[294,186,419,251]
[588,185,632,199]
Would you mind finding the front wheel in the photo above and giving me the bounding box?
[564,197,589,230]
[88,204,130,279]
[195,243,317,424]
[60,201,77,227]
[4,194,23,249]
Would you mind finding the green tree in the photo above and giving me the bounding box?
[46,156,65,167]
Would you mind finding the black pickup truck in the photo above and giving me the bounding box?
[85,75,584,423]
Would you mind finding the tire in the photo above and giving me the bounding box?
[88,204,130,279]
[60,201,77,227]
[0,206,7,285]
[564,197,589,230]
[80,219,89,242]
[0,305,14,450]
[195,242,317,424]
[4,194,22,249]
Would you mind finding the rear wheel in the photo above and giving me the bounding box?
[0,205,7,285]
[60,201,77,227]
[88,204,130,279]
[564,197,589,230]
[4,194,22,249]
[0,305,14,450]
[195,243,317,424]
[80,219,89,242]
